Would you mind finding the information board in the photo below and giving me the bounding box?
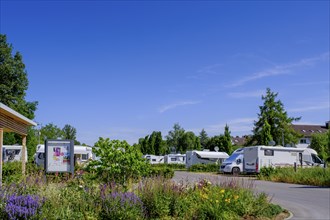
[45,140,74,174]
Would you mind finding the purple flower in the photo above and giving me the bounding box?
[4,194,45,220]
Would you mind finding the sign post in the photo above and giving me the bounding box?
[45,140,74,175]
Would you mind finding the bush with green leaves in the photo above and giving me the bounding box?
[149,166,174,178]
[258,166,330,186]
[151,163,186,170]
[188,163,219,172]
[86,137,151,185]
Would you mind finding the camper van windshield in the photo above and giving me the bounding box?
[225,153,240,162]
[311,154,322,164]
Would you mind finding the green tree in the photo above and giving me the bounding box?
[62,124,80,144]
[179,131,201,152]
[310,131,330,161]
[199,129,209,149]
[87,137,151,185]
[40,123,63,142]
[260,120,273,146]
[205,135,226,152]
[0,34,38,158]
[249,88,301,146]
[0,34,38,120]
[153,131,167,155]
[138,136,149,155]
[223,124,233,154]
[147,132,156,155]
[166,123,185,153]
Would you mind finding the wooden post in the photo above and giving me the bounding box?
[0,128,3,187]
[22,135,27,175]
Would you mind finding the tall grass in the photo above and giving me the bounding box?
[0,162,287,219]
[258,166,330,186]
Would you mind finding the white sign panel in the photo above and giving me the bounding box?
[45,140,74,173]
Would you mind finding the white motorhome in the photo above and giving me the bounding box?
[220,148,244,174]
[34,144,93,168]
[185,150,229,168]
[2,145,28,162]
[243,145,324,174]
[164,154,186,165]
[143,155,164,164]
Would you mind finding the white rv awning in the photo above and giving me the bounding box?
[195,151,229,159]
[260,146,304,152]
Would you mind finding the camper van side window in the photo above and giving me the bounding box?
[264,149,274,156]
[82,154,88,160]
[38,153,45,160]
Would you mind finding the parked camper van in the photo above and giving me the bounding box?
[2,145,27,162]
[143,155,164,164]
[243,145,324,174]
[34,144,93,168]
[220,148,244,174]
[164,154,186,165]
[186,150,229,168]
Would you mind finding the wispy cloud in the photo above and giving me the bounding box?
[288,102,329,113]
[187,63,222,79]
[159,101,200,113]
[226,52,329,88]
[228,90,264,98]
[291,81,329,86]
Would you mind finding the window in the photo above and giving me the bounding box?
[264,149,274,156]
[300,139,307,144]
[82,154,88,160]
[311,154,322,164]
[152,159,156,162]
[38,153,45,159]
[171,158,177,161]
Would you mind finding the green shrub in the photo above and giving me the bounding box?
[2,161,23,183]
[151,163,186,170]
[86,138,151,185]
[259,166,278,178]
[149,166,174,178]
[188,163,219,172]
[258,166,330,186]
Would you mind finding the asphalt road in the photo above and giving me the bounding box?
[172,171,330,220]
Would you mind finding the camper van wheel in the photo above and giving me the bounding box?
[232,167,240,175]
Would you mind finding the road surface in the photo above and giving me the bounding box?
[172,171,330,220]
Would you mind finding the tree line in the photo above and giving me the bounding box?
[134,123,233,155]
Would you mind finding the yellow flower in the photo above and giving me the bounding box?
[220,189,225,194]
[234,195,239,200]
[225,198,231,203]
[216,200,219,203]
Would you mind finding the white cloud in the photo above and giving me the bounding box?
[228,90,264,98]
[187,63,222,79]
[291,81,329,86]
[288,102,329,113]
[159,101,200,113]
[226,52,329,88]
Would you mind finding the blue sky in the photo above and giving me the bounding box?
[1,1,329,145]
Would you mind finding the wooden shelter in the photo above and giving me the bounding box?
[0,102,37,185]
